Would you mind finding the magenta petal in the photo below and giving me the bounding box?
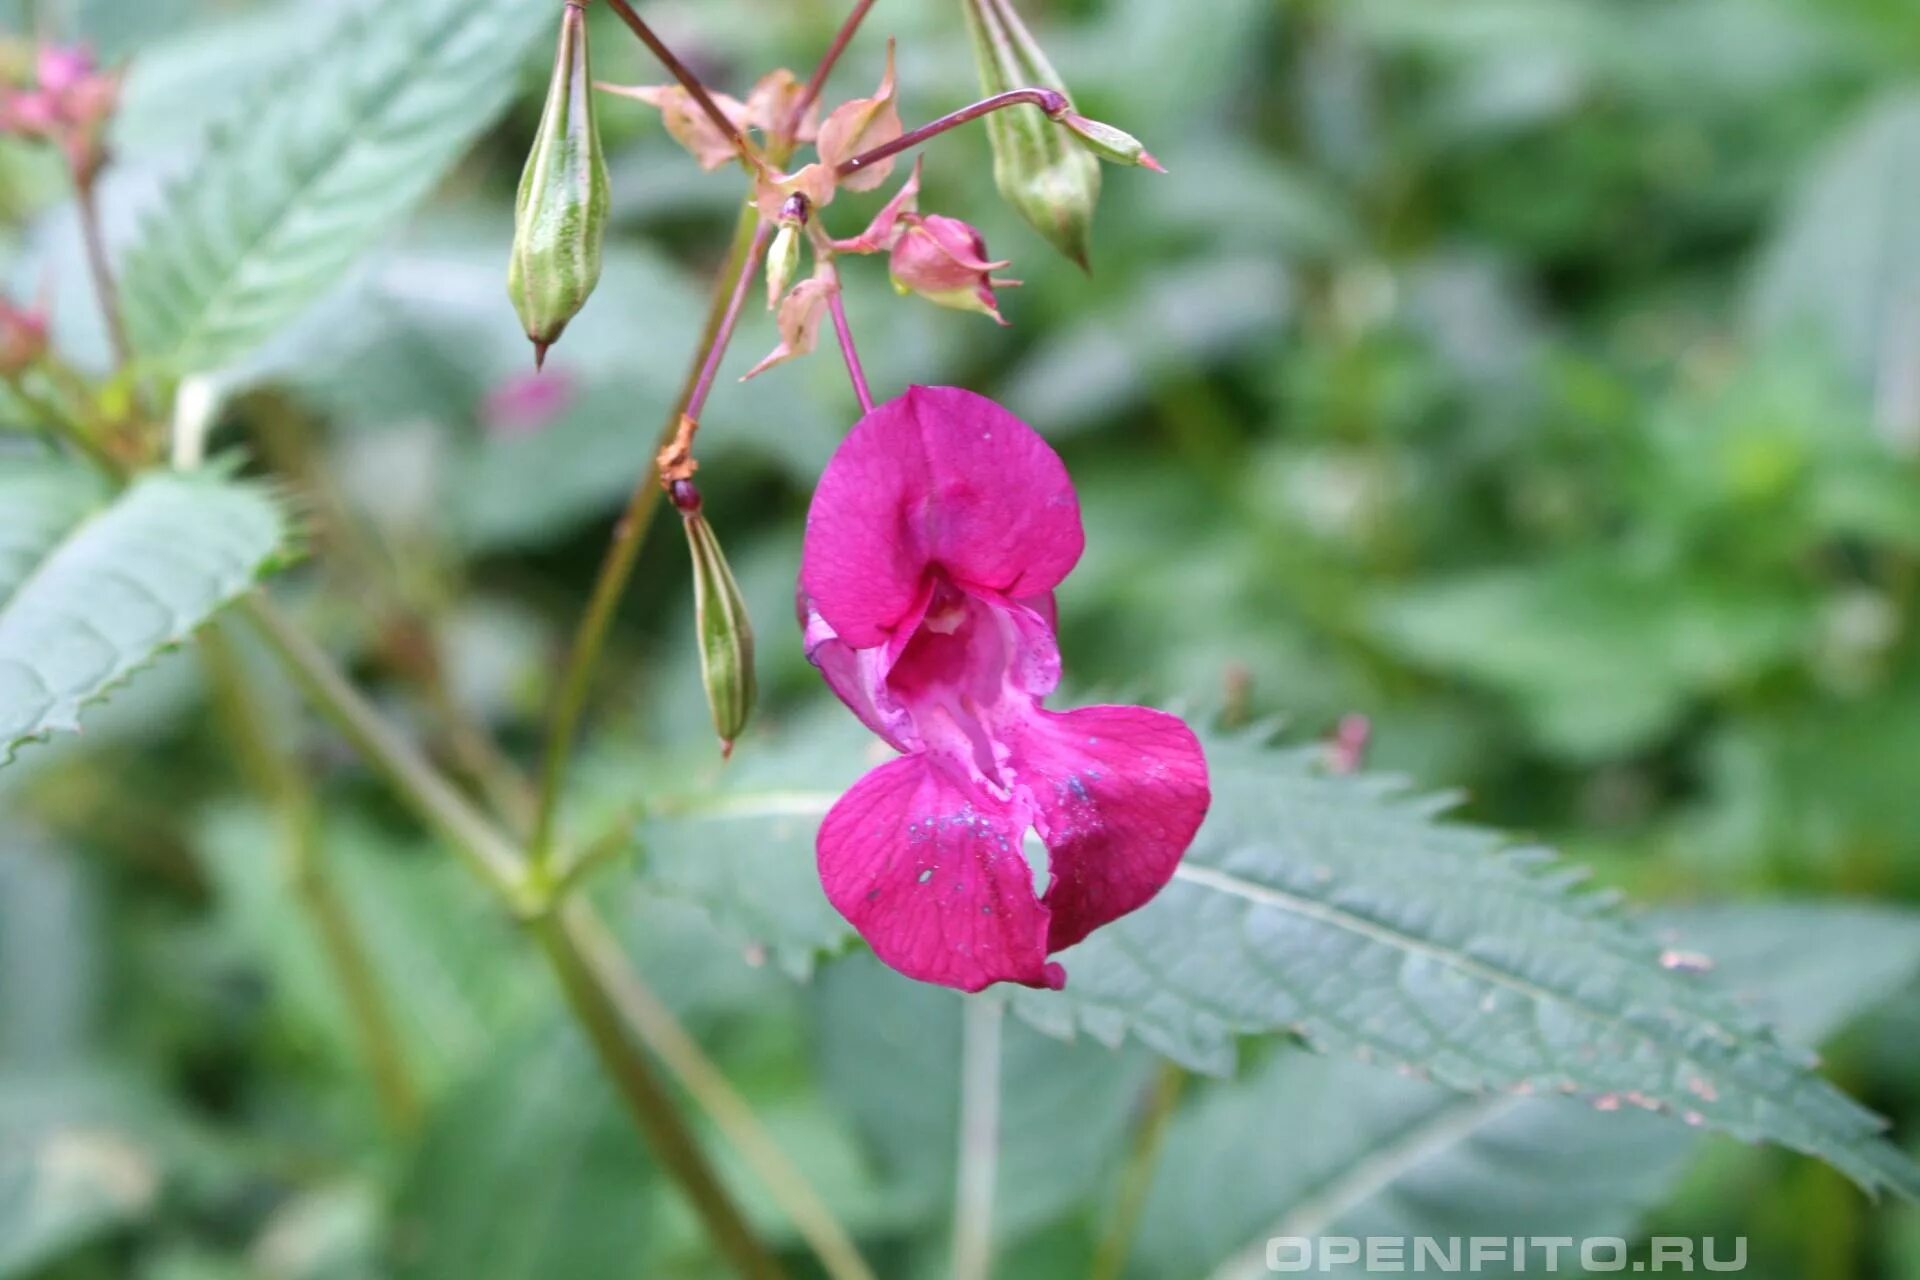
[801,386,1085,648]
[818,754,1064,992]
[1014,705,1211,953]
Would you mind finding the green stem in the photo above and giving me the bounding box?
[1088,1062,1187,1280]
[953,996,1004,1280]
[199,623,422,1134]
[527,205,766,869]
[565,906,877,1280]
[242,593,529,903]
[533,902,788,1280]
[244,592,833,1278]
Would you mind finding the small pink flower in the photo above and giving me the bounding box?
[35,44,95,96]
[888,214,1019,325]
[800,386,1210,991]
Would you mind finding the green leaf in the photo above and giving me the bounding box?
[0,1071,172,1278]
[1367,561,1811,758]
[197,807,539,1103]
[814,951,1154,1245]
[120,0,551,373]
[393,1028,656,1280]
[1131,903,1920,1278]
[1749,90,1920,441]
[646,717,1920,1196]
[0,467,289,763]
[0,461,107,604]
[633,709,876,978]
[1011,733,1920,1198]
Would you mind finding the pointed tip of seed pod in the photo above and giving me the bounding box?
[720,737,736,761]
[532,339,550,372]
[1140,150,1168,174]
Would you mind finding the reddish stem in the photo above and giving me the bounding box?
[836,87,1067,179]
[71,163,132,371]
[602,0,758,166]
[786,0,879,140]
[688,221,775,423]
[826,287,873,413]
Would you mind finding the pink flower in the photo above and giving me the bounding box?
[800,386,1210,991]
[888,214,1019,325]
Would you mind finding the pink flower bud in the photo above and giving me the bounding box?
[888,214,1019,325]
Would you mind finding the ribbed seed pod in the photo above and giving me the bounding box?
[677,483,757,756]
[508,1,609,368]
[961,0,1100,269]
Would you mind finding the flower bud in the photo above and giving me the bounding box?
[508,2,610,369]
[1056,111,1164,172]
[962,0,1101,269]
[765,193,809,309]
[678,486,758,757]
[889,214,1017,324]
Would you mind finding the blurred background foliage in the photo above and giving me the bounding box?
[8,0,1920,1275]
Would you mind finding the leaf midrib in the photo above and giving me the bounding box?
[145,5,486,365]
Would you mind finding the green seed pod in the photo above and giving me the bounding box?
[962,0,1101,269]
[1056,111,1165,172]
[508,1,609,368]
[676,482,756,757]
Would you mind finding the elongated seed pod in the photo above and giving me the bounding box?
[961,0,1100,269]
[508,1,610,367]
[678,487,757,756]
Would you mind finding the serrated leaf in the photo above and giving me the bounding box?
[640,718,1920,1197]
[1132,903,1920,1279]
[0,461,107,603]
[0,468,289,762]
[1010,733,1920,1198]
[120,0,551,373]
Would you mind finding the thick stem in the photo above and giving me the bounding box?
[601,0,760,167]
[528,206,766,869]
[71,164,134,372]
[1088,1062,1188,1280]
[242,593,528,903]
[826,288,874,413]
[837,87,1067,180]
[246,592,796,1274]
[952,997,1003,1280]
[533,903,787,1280]
[200,623,422,1135]
[565,906,877,1280]
[786,0,879,139]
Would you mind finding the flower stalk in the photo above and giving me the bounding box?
[826,285,874,412]
[528,207,769,870]
[601,0,760,168]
